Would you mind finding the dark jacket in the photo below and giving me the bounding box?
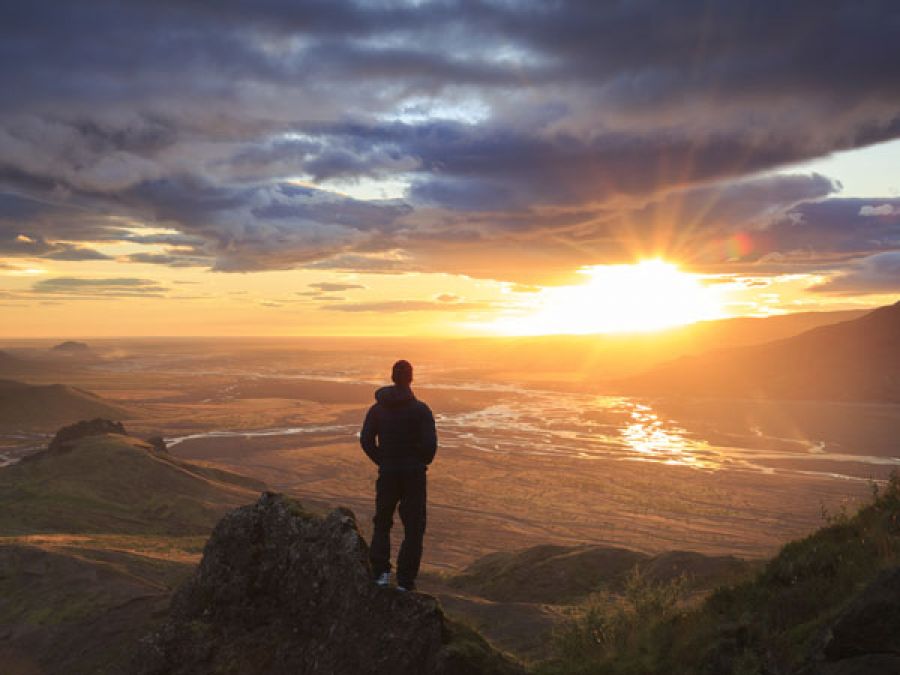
[360,385,437,471]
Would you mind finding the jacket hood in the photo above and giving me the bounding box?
[375,385,416,408]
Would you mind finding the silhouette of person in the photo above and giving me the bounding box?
[360,360,437,591]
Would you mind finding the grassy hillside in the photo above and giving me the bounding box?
[538,474,900,674]
[0,379,129,431]
[0,433,264,536]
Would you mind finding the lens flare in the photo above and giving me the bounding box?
[725,232,753,260]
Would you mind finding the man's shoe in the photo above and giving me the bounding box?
[397,581,415,592]
[375,572,391,588]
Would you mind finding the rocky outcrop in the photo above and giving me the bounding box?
[814,565,900,674]
[47,418,126,453]
[137,492,522,675]
[146,435,167,454]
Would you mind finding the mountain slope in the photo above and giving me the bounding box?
[0,379,129,430]
[0,352,33,377]
[621,300,900,402]
[457,308,867,383]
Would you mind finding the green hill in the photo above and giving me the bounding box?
[0,427,269,674]
[0,379,129,431]
[0,432,264,536]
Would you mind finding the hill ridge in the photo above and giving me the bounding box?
[621,299,900,402]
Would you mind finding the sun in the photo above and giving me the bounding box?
[490,260,727,335]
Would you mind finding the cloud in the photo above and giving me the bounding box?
[32,277,168,297]
[860,204,897,217]
[811,252,900,295]
[1,1,899,283]
[308,281,365,292]
[43,245,111,261]
[323,300,494,313]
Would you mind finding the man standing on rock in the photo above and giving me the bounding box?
[360,359,437,592]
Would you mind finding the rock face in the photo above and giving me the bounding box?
[138,492,522,675]
[47,418,127,453]
[815,565,900,674]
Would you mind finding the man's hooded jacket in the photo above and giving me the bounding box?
[360,385,437,471]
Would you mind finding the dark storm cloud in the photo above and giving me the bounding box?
[755,198,900,259]
[103,177,410,271]
[811,252,900,295]
[1,1,899,280]
[0,191,129,256]
[292,120,888,213]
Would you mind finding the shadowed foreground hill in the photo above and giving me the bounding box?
[138,492,522,675]
[0,422,520,675]
[622,300,900,402]
[447,544,751,605]
[0,421,267,674]
[538,475,900,675]
[0,379,129,431]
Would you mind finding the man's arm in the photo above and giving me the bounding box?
[360,405,380,465]
[419,404,437,465]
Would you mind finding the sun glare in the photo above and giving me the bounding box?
[490,260,726,335]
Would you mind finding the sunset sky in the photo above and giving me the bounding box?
[1,1,898,336]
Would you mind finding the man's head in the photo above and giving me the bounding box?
[391,359,413,387]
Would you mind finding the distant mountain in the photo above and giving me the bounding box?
[0,349,84,380]
[0,350,31,377]
[621,300,900,402]
[51,340,92,353]
[0,379,129,430]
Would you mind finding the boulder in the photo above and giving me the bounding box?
[137,492,522,675]
[825,565,900,661]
